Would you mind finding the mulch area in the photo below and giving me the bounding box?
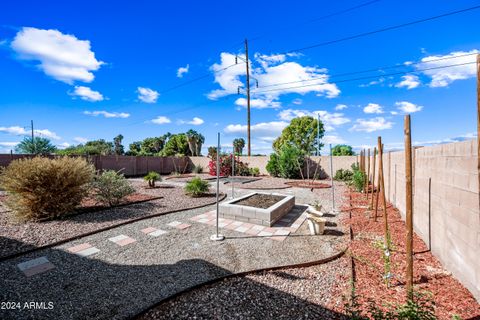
[233,193,285,209]
[0,179,222,260]
[338,189,480,319]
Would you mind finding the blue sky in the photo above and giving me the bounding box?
[1,0,479,155]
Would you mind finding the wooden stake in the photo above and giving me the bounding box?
[405,115,414,297]
[379,141,388,241]
[370,147,377,210]
[366,148,370,201]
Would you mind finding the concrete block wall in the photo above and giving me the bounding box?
[368,140,480,301]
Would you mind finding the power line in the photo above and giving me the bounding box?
[254,52,479,90]
[282,4,480,54]
[251,61,477,95]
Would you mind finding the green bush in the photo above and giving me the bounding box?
[334,168,354,182]
[352,170,366,192]
[266,145,304,179]
[144,171,161,187]
[0,157,94,221]
[266,153,280,177]
[184,177,209,197]
[91,170,135,206]
[192,164,203,174]
[249,167,260,177]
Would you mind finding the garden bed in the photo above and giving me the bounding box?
[0,179,224,260]
[233,193,286,209]
[338,190,480,319]
[285,180,332,189]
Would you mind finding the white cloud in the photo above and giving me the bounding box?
[323,135,346,145]
[178,117,204,125]
[207,52,339,102]
[395,101,423,113]
[416,50,478,87]
[292,98,302,105]
[359,77,385,88]
[70,86,104,102]
[390,111,399,115]
[0,126,60,139]
[57,142,71,149]
[277,109,350,132]
[74,137,88,144]
[10,27,103,84]
[0,142,19,147]
[224,121,288,136]
[83,110,130,118]
[235,97,281,109]
[176,64,189,78]
[151,116,171,124]
[350,117,393,132]
[137,87,159,103]
[395,75,420,89]
[363,103,383,114]
[335,104,347,111]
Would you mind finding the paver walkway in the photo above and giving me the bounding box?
[0,182,347,320]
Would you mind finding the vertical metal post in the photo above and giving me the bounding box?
[245,39,251,156]
[210,133,225,241]
[330,144,335,213]
[231,151,235,199]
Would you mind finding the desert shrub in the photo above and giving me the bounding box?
[352,169,366,192]
[91,170,135,206]
[249,167,260,177]
[334,168,354,182]
[184,177,209,197]
[0,157,95,221]
[144,171,161,187]
[235,161,251,176]
[266,153,280,177]
[192,164,203,174]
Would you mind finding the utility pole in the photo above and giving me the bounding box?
[477,54,480,218]
[244,39,251,156]
[405,115,414,298]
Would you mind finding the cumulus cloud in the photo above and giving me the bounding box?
[83,110,130,118]
[0,126,60,139]
[176,64,189,78]
[137,87,159,103]
[335,104,347,111]
[74,137,88,144]
[224,121,288,136]
[151,116,171,124]
[350,117,393,132]
[395,101,423,113]
[0,142,19,147]
[10,27,103,84]
[323,135,346,145]
[277,109,350,132]
[395,75,420,89]
[178,117,204,125]
[70,86,104,102]
[416,50,478,87]
[363,103,383,114]
[234,97,281,109]
[207,52,339,103]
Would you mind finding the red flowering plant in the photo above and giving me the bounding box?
[208,153,251,176]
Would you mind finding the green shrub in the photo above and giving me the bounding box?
[91,170,135,206]
[184,177,209,197]
[249,167,260,177]
[266,153,280,177]
[334,168,354,182]
[352,170,365,192]
[192,164,203,174]
[144,171,161,187]
[0,157,94,221]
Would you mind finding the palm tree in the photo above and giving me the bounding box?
[15,137,57,155]
[233,138,245,155]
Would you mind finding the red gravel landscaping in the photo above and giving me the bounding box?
[338,189,480,319]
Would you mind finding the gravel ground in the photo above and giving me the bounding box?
[0,183,348,320]
[139,256,350,320]
[0,179,221,259]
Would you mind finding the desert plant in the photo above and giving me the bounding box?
[184,177,209,197]
[144,171,161,187]
[352,170,366,192]
[0,157,94,221]
[192,164,204,174]
[266,145,305,179]
[91,170,135,206]
[266,153,280,177]
[334,168,354,182]
[249,167,260,177]
[16,137,57,155]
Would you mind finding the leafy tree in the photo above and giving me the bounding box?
[140,137,165,155]
[15,137,57,155]
[273,116,324,155]
[161,134,190,156]
[113,134,124,155]
[332,144,355,156]
[233,138,245,155]
[56,139,113,155]
[126,141,141,155]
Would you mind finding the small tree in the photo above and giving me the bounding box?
[233,138,245,155]
[15,137,57,155]
[273,116,324,155]
[332,144,355,156]
[144,171,161,187]
[113,134,124,155]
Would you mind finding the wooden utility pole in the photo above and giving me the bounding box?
[477,54,480,217]
[366,149,370,201]
[245,39,251,156]
[405,115,414,297]
[370,147,377,210]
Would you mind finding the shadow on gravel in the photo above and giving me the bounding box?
[0,238,348,320]
[70,201,161,223]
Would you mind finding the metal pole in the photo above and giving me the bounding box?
[245,39,251,156]
[330,144,335,213]
[231,151,235,199]
[317,114,320,156]
[210,132,225,241]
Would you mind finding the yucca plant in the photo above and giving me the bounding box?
[144,171,161,188]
